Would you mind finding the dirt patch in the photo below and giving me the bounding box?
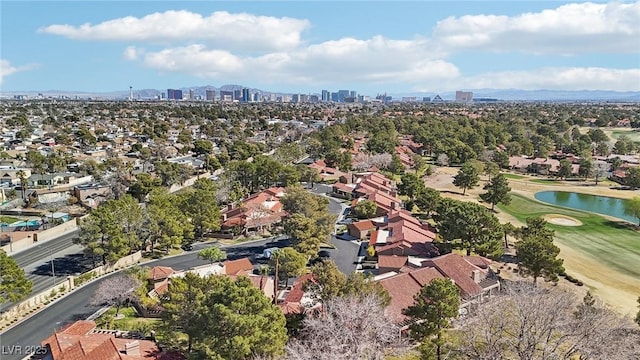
[544,214,583,226]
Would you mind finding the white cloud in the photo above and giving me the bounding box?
[432,1,640,54]
[39,10,310,52]
[123,46,143,60]
[131,36,460,86]
[0,59,39,84]
[414,67,640,92]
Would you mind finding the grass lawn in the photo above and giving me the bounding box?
[502,173,526,180]
[96,307,161,332]
[498,194,640,279]
[611,129,640,142]
[0,216,20,224]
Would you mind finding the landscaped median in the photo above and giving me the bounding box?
[0,251,143,333]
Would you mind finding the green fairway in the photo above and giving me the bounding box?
[498,194,640,279]
[502,173,526,180]
[610,130,640,142]
[528,178,564,185]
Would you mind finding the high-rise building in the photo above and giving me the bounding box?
[220,90,233,102]
[167,89,183,100]
[241,88,251,102]
[422,97,431,102]
[455,91,473,102]
[337,90,350,102]
[205,90,216,101]
[188,89,194,100]
[321,90,330,102]
[349,90,357,98]
[233,89,242,101]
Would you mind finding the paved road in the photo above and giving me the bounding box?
[0,185,359,359]
[1,230,93,313]
[0,238,291,360]
[309,184,360,274]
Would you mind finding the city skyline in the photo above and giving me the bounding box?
[1,1,639,94]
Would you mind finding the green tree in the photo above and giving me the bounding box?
[398,172,425,200]
[195,276,288,359]
[452,161,480,195]
[284,214,329,258]
[578,157,594,180]
[270,247,307,284]
[192,139,213,156]
[515,217,565,284]
[492,151,510,169]
[0,249,33,304]
[557,159,573,180]
[198,247,227,264]
[353,199,378,219]
[623,196,640,225]
[77,200,131,265]
[479,173,512,211]
[127,173,161,202]
[161,272,216,354]
[415,187,441,216]
[434,198,503,258]
[306,260,390,306]
[403,278,460,360]
[626,167,640,190]
[147,189,194,253]
[178,178,221,238]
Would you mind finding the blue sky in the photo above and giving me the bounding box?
[1,1,639,95]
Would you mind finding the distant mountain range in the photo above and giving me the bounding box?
[2,85,639,102]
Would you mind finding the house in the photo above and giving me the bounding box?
[222,258,254,276]
[277,274,322,315]
[368,210,438,257]
[41,320,184,360]
[74,183,112,208]
[377,267,444,323]
[376,253,500,324]
[346,220,376,239]
[308,159,346,181]
[221,187,288,236]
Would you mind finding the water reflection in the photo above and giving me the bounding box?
[535,191,635,224]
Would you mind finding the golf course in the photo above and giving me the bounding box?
[499,194,640,315]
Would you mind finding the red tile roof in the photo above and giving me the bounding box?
[148,266,175,281]
[41,320,183,360]
[377,255,408,269]
[421,253,487,298]
[223,258,254,276]
[351,220,375,231]
[378,267,443,322]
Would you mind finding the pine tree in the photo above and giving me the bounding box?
[403,278,460,360]
[453,162,480,195]
[479,173,512,211]
[0,249,33,304]
[515,217,564,284]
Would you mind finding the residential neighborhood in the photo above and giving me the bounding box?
[0,99,639,359]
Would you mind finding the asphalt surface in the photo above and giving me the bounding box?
[0,238,294,360]
[0,185,360,360]
[1,230,93,313]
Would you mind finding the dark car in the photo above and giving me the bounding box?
[318,250,331,259]
[181,243,194,251]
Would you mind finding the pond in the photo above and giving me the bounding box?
[534,191,635,224]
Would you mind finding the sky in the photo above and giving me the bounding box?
[1,1,639,95]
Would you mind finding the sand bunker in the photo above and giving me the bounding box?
[544,214,582,226]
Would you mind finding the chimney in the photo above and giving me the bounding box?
[391,202,396,210]
[125,340,140,356]
[472,270,482,283]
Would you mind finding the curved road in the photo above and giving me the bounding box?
[0,185,359,360]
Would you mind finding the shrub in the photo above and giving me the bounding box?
[49,289,57,297]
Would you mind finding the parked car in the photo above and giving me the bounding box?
[181,243,194,251]
[318,250,331,259]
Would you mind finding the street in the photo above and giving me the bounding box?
[0,184,360,359]
[1,230,93,313]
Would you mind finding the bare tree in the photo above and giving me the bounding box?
[370,153,393,169]
[456,282,640,360]
[353,153,393,172]
[286,294,408,360]
[90,274,140,316]
[437,153,449,167]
